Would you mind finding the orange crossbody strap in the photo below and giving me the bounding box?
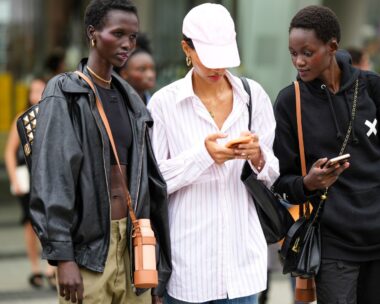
[294,81,306,177]
[74,71,138,227]
[294,80,310,218]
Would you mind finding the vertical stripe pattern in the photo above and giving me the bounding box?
[148,70,279,302]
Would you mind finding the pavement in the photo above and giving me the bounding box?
[0,168,301,304]
[0,183,57,304]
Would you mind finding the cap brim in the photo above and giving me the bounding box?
[192,39,240,69]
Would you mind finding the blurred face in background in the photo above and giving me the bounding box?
[357,53,371,71]
[120,51,156,94]
[29,79,46,105]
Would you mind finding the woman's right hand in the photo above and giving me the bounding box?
[205,133,235,164]
[303,158,350,192]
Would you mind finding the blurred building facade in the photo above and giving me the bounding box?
[0,0,380,162]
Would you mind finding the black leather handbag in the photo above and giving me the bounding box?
[280,198,325,278]
[240,77,294,244]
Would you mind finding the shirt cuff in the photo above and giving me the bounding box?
[249,144,279,187]
[41,240,74,261]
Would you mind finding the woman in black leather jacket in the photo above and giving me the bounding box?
[29,0,171,303]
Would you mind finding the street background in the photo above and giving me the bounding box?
[0,0,379,302]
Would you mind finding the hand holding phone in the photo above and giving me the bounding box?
[225,135,252,149]
[325,153,350,168]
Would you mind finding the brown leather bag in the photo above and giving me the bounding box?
[295,277,316,302]
[75,71,158,289]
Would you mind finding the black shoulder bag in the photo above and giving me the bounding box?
[240,77,294,244]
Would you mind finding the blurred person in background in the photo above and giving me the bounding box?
[273,5,380,303]
[346,46,371,71]
[28,0,171,303]
[148,3,279,304]
[116,33,156,105]
[44,48,66,80]
[4,77,56,290]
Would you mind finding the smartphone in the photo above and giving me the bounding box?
[325,153,350,167]
[225,135,252,148]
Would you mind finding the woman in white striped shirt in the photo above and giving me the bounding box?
[147,3,279,304]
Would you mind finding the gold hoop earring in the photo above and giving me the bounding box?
[186,56,192,67]
[91,39,95,47]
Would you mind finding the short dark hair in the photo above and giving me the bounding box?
[84,0,138,34]
[289,5,341,43]
[44,49,65,73]
[136,33,152,54]
[183,35,195,50]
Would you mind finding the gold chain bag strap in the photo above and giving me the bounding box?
[74,71,158,289]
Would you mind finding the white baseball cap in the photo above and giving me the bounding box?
[182,3,240,69]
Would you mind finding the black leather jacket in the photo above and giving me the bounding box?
[30,60,171,296]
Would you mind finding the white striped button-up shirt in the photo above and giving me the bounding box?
[148,70,279,302]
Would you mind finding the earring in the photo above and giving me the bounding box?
[91,39,95,47]
[186,56,192,67]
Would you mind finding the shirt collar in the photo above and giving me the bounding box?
[174,69,196,104]
[175,69,250,106]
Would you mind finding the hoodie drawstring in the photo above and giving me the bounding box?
[321,84,342,139]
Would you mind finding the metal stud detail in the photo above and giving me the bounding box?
[28,111,35,120]
[23,116,29,125]
[24,143,31,156]
[28,132,34,141]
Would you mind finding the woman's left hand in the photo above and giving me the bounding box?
[233,131,264,169]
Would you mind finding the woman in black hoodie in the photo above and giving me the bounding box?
[274,5,380,304]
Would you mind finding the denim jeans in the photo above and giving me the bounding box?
[164,292,258,304]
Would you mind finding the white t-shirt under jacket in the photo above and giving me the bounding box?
[148,70,279,302]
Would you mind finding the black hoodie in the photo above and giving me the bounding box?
[273,51,380,261]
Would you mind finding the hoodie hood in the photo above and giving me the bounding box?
[336,49,360,92]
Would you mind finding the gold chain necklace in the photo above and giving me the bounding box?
[203,100,221,119]
[87,66,112,84]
